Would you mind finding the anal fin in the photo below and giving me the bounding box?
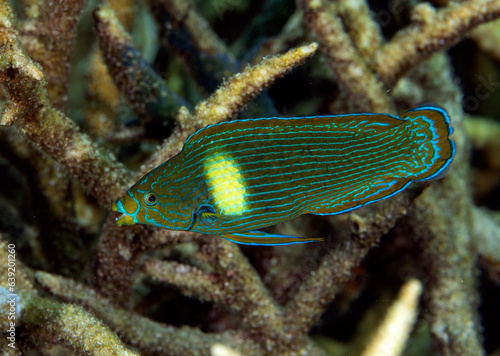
[220,230,324,246]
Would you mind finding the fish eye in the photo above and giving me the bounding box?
[144,192,157,206]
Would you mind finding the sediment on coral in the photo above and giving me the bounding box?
[1,0,500,355]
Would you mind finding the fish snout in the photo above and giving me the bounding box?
[111,199,136,226]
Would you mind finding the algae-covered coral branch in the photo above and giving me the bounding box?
[374,0,500,85]
[19,0,86,111]
[298,0,393,113]
[334,0,384,60]
[0,1,132,206]
[24,296,140,356]
[0,236,137,356]
[35,271,257,355]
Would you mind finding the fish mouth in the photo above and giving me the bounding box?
[115,213,135,226]
[111,201,135,226]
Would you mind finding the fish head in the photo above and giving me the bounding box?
[111,161,197,230]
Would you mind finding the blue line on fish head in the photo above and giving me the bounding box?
[112,154,209,230]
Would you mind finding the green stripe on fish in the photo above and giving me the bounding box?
[112,105,455,245]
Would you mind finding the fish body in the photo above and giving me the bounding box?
[112,106,455,245]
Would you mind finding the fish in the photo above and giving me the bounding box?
[111,105,455,245]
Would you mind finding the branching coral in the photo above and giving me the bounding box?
[0,2,132,206]
[0,236,137,355]
[18,0,86,111]
[374,0,500,85]
[1,0,500,355]
[85,0,136,140]
[34,271,257,355]
[94,5,189,137]
[298,0,394,113]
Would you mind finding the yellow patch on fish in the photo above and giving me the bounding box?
[203,153,247,215]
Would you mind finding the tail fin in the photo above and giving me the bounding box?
[400,105,456,180]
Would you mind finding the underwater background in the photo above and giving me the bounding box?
[0,0,500,355]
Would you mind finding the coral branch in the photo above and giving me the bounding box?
[334,0,384,59]
[145,259,222,302]
[19,0,85,110]
[412,183,483,354]
[0,235,136,355]
[85,0,137,139]
[106,0,136,29]
[192,42,317,124]
[144,238,289,342]
[35,271,257,355]
[405,57,484,353]
[361,279,422,356]
[297,0,393,113]
[85,50,122,139]
[0,235,33,293]
[94,5,189,136]
[0,1,133,206]
[149,0,238,93]
[93,219,155,299]
[24,296,139,356]
[196,239,284,339]
[471,19,500,61]
[471,206,500,282]
[140,42,318,175]
[149,0,229,56]
[282,184,426,336]
[374,0,500,85]
[464,114,500,155]
[211,344,244,356]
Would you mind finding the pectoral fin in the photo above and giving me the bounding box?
[200,212,218,222]
[220,230,324,246]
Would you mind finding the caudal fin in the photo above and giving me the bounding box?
[400,105,456,180]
